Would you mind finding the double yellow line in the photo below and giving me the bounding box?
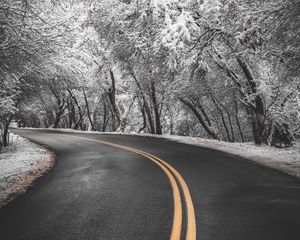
[58,134,196,240]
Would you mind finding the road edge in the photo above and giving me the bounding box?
[0,136,55,208]
[20,128,300,179]
[158,136,300,179]
[24,128,300,179]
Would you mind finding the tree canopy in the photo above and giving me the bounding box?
[1,0,299,148]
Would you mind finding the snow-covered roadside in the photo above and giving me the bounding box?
[26,128,300,178]
[160,135,300,178]
[0,133,54,207]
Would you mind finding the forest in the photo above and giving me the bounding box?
[1,0,299,149]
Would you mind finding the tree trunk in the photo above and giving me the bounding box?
[234,98,245,142]
[236,56,266,144]
[102,97,109,132]
[168,106,174,135]
[143,96,155,134]
[67,90,84,130]
[2,115,13,147]
[210,95,232,141]
[67,98,76,128]
[212,95,235,142]
[118,96,136,132]
[108,69,120,131]
[252,108,265,144]
[53,98,66,128]
[138,98,147,133]
[180,97,219,139]
[83,89,95,131]
[197,102,212,127]
[150,81,162,134]
[131,71,155,134]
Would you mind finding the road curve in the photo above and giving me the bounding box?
[0,129,300,240]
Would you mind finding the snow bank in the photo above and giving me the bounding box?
[28,128,300,178]
[0,133,54,207]
[160,135,300,178]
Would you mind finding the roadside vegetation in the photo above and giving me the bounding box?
[1,0,299,149]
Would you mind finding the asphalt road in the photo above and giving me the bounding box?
[0,129,300,240]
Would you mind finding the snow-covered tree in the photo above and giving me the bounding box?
[1,0,298,148]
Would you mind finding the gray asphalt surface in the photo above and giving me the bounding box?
[0,129,300,240]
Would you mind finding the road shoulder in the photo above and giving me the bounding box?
[0,133,55,207]
[159,135,300,178]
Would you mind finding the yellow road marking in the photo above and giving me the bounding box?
[146,152,196,240]
[57,134,196,240]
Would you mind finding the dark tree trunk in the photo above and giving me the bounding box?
[102,95,110,132]
[138,99,147,133]
[102,98,109,132]
[234,98,245,142]
[143,97,155,134]
[197,103,212,127]
[67,98,76,128]
[210,95,232,141]
[180,97,219,140]
[83,89,95,131]
[252,101,265,144]
[150,81,162,134]
[2,115,13,147]
[108,69,120,131]
[131,71,155,134]
[67,90,83,130]
[236,56,266,144]
[53,98,66,128]
[212,96,235,142]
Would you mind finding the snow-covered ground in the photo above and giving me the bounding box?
[161,135,300,178]
[27,128,300,178]
[0,133,54,207]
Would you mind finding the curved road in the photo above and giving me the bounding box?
[0,129,300,240]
